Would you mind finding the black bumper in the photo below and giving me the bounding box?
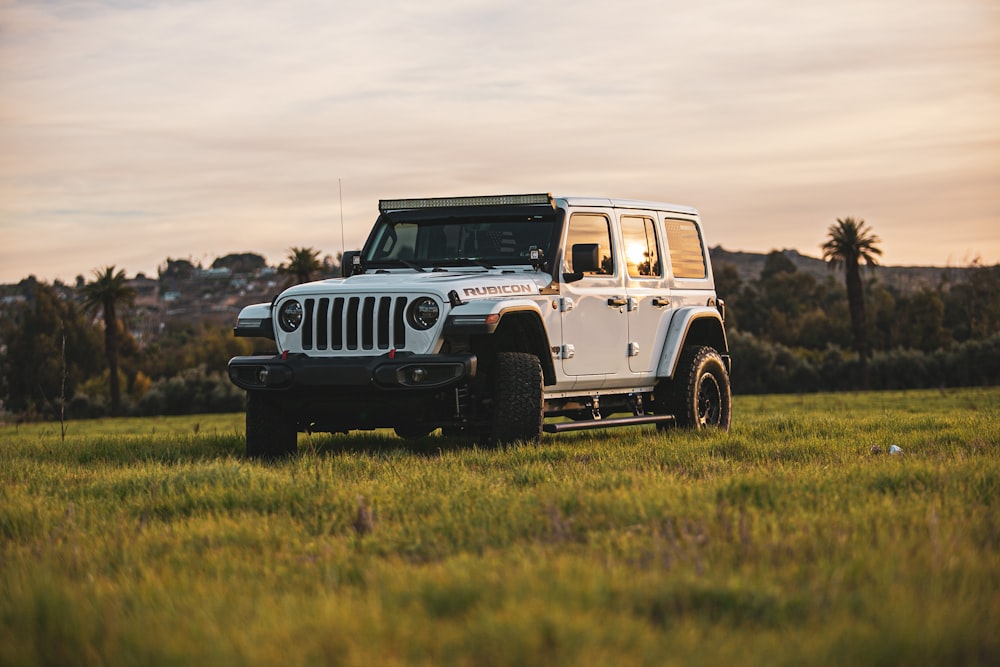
[228,352,477,392]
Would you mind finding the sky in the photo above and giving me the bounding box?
[1,0,998,284]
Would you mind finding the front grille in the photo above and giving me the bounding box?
[300,296,408,351]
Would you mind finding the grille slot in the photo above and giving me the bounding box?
[315,298,329,348]
[301,296,409,351]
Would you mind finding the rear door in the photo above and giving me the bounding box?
[619,212,672,375]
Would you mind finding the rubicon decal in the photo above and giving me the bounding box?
[462,283,538,297]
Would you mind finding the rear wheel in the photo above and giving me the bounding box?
[661,345,731,431]
[488,352,544,445]
[246,391,298,460]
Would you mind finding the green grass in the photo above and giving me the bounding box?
[2,388,999,666]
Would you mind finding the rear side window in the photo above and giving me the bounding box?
[664,219,706,279]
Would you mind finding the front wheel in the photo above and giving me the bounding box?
[394,424,435,440]
[661,345,731,431]
[246,391,298,460]
[488,352,544,446]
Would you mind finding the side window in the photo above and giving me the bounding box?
[664,219,707,279]
[621,215,661,278]
[566,213,614,275]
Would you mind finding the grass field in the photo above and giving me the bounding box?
[2,388,998,666]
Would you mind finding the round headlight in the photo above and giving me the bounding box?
[408,297,440,330]
[277,300,304,332]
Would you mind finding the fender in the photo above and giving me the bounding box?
[442,298,545,335]
[443,298,556,385]
[655,306,729,379]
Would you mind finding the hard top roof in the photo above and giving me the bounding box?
[378,194,698,217]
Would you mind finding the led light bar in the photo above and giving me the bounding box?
[379,193,553,212]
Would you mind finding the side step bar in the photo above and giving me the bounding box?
[543,414,675,433]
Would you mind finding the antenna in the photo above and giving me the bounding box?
[338,178,346,258]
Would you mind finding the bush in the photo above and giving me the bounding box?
[869,348,941,390]
[136,365,244,416]
[936,334,1000,387]
[66,394,108,420]
[728,330,1000,394]
[727,330,820,394]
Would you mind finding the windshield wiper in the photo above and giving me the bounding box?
[369,258,426,272]
[454,258,495,270]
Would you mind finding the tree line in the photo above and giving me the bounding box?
[1,230,998,422]
[0,248,325,421]
[718,219,1000,393]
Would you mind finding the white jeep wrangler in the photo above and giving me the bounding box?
[228,194,731,458]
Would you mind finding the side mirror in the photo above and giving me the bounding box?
[342,251,363,277]
[571,243,599,273]
[562,243,600,283]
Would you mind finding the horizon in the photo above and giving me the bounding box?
[2,242,974,288]
[2,0,998,284]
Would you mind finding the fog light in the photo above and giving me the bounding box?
[410,368,428,383]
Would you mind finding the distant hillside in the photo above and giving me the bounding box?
[0,248,980,334]
[709,246,966,292]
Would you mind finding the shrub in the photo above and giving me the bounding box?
[136,365,244,416]
[727,330,819,394]
[66,394,108,420]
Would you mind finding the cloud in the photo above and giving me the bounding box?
[1,0,998,282]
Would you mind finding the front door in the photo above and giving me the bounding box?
[559,212,630,379]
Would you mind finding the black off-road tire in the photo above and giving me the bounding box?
[489,352,544,446]
[661,345,731,431]
[246,391,298,460]
[394,424,435,440]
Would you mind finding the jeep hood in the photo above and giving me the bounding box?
[279,270,553,300]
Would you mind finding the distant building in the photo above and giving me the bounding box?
[197,267,232,278]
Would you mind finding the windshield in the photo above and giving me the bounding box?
[363,213,560,269]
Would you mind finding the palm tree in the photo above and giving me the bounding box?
[280,246,323,285]
[78,266,136,416]
[822,217,882,388]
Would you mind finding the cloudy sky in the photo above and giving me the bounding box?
[1,0,998,283]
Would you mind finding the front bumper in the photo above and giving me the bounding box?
[227,352,477,392]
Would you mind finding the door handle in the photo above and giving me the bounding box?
[652,297,670,307]
[607,297,627,307]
